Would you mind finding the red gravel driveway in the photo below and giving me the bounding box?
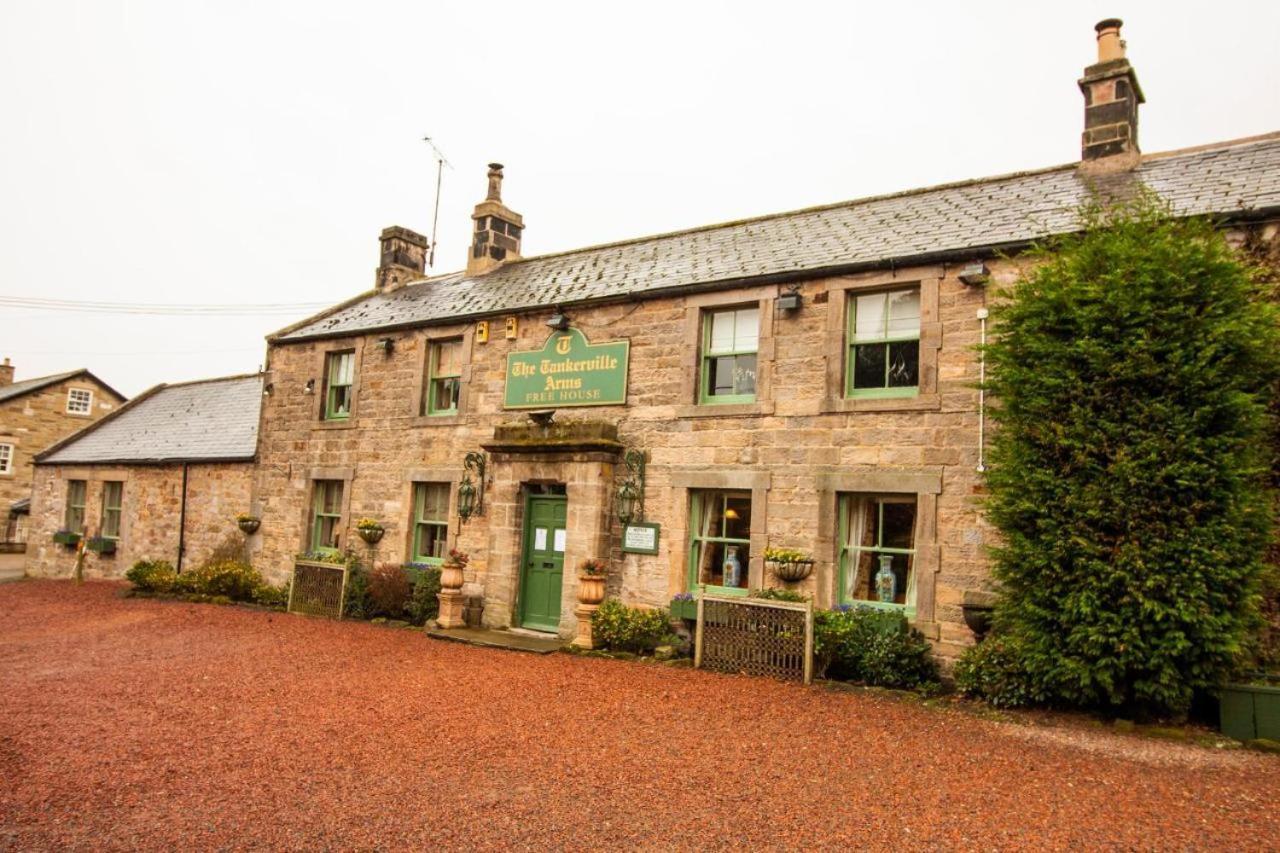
[2,580,1277,851]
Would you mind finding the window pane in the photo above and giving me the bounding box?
[732,308,759,352]
[433,339,462,377]
[852,343,887,389]
[723,495,751,539]
[886,289,920,336]
[432,378,459,413]
[321,481,342,514]
[334,352,354,384]
[880,500,916,550]
[710,356,737,396]
[853,293,887,341]
[886,341,919,388]
[416,522,447,561]
[418,483,449,521]
[708,310,736,354]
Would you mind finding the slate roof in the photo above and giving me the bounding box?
[0,369,124,405]
[277,133,1280,343]
[37,374,262,465]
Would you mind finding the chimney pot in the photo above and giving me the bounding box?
[0,357,13,387]
[486,163,505,202]
[1095,18,1125,62]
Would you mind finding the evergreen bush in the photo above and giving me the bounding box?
[186,559,263,602]
[404,564,442,626]
[982,195,1279,716]
[591,599,671,653]
[125,559,177,593]
[813,606,939,690]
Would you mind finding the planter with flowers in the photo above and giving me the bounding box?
[85,536,117,555]
[669,591,698,622]
[573,557,608,648]
[764,547,815,583]
[53,529,81,548]
[356,518,385,545]
[235,513,261,535]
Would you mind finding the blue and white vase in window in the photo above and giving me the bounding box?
[875,554,897,603]
[723,546,742,588]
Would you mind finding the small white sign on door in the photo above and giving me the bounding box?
[534,528,548,550]
[553,529,567,552]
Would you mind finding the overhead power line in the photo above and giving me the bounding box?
[0,295,332,316]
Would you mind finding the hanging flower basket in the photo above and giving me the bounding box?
[53,530,81,547]
[355,518,385,545]
[85,536,117,555]
[236,516,261,535]
[764,547,814,583]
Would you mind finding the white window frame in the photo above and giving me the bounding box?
[66,388,94,415]
[0,443,13,475]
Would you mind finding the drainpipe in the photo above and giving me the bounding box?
[976,308,989,474]
[177,463,189,571]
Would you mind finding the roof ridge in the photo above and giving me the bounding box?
[159,372,263,389]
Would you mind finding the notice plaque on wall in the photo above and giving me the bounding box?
[504,328,630,409]
[621,523,660,555]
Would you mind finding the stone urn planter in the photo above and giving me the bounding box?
[236,516,261,535]
[435,549,469,629]
[961,589,998,642]
[577,572,606,606]
[573,559,608,649]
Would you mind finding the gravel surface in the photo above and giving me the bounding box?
[2,580,1277,851]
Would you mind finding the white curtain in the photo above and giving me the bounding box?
[842,496,869,602]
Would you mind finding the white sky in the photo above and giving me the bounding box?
[2,1,1278,396]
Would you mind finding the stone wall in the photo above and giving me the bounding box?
[254,258,1012,657]
[26,462,255,579]
[0,375,123,514]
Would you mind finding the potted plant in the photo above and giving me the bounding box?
[578,558,607,605]
[356,518,385,545]
[235,513,261,535]
[670,591,697,622]
[764,547,814,583]
[85,536,116,555]
[52,529,81,547]
[439,548,469,592]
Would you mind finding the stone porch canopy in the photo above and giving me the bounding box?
[272,133,1280,344]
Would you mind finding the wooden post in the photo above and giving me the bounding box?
[803,599,814,685]
[694,588,705,670]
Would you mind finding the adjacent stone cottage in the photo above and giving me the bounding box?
[0,359,125,548]
[243,22,1280,656]
[26,375,261,579]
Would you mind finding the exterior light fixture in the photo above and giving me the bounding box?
[376,337,395,354]
[958,262,990,286]
[457,451,487,523]
[777,287,802,312]
[262,382,274,397]
[528,409,555,427]
[304,378,315,394]
[546,310,570,331]
[615,449,646,525]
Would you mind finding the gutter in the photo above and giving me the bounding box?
[177,463,189,571]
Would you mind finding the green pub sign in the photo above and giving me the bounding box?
[504,328,630,409]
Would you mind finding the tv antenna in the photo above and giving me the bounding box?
[422,136,453,268]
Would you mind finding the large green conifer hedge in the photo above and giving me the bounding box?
[982,195,1279,717]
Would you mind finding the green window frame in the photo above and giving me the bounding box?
[687,489,752,595]
[65,479,87,533]
[424,338,462,416]
[323,350,355,420]
[411,482,450,564]
[101,481,123,540]
[837,493,917,614]
[846,288,920,398]
[310,479,344,554]
[0,442,12,475]
[699,306,759,404]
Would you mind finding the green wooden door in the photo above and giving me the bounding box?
[519,496,567,632]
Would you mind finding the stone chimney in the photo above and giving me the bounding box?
[0,358,13,387]
[376,226,430,292]
[1079,18,1145,172]
[466,163,523,276]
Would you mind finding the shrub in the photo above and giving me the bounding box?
[404,564,442,626]
[592,599,671,653]
[186,559,263,602]
[253,581,290,609]
[814,606,939,691]
[953,636,1042,709]
[749,587,808,602]
[343,565,372,619]
[367,562,412,618]
[125,560,177,593]
[983,195,1280,717]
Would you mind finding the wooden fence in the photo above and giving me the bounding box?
[695,593,813,684]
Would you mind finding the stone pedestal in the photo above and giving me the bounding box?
[436,589,467,629]
[572,602,600,649]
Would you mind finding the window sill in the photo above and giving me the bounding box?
[676,401,774,419]
[314,418,358,431]
[411,412,464,428]
[822,393,939,414]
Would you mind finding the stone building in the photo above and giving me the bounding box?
[242,20,1280,656]
[0,359,125,549]
[26,375,261,578]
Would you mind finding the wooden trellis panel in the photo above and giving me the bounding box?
[288,560,348,619]
[695,593,813,684]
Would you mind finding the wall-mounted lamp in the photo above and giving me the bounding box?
[777,287,802,312]
[375,337,395,354]
[527,409,555,427]
[262,382,274,397]
[457,451,487,523]
[304,378,316,394]
[615,449,647,525]
[958,262,990,286]
[546,310,570,331]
